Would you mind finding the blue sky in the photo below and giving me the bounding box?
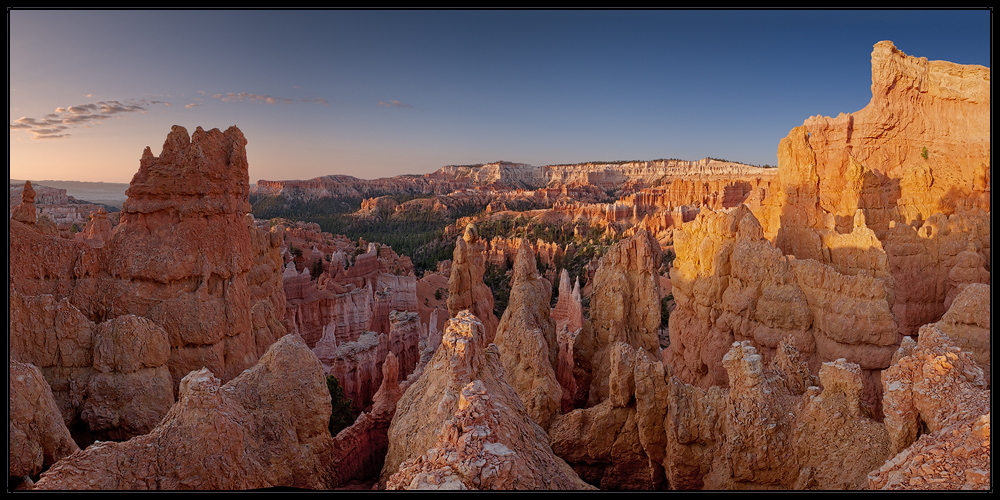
[9,9,992,184]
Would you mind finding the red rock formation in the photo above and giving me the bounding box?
[387,310,422,381]
[11,180,38,224]
[872,324,990,489]
[931,283,990,384]
[9,125,287,442]
[9,358,80,481]
[753,41,990,338]
[382,311,592,490]
[32,334,337,490]
[75,208,113,247]
[79,315,174,440]
[550,341,670,489]
[446,224,499,342]
[577,229,662,405]
[104,125,287,387]
[328,351,405,485]
[493,241,561,430]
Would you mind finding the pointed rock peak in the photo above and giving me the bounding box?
[512,240,538,282]
[558,269,572,296]
[463,223,480,244]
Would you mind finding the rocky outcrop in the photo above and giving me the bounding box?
[576,229,662,406]
[493,241,561,430]
[931,283,990,383]
[33,334,337,490]
[79,315,174,440]
[446,224,499,342]
[9,358,80,480]
[872,324,990,489]
[551,269,583,412]
[9,291,175,442]
[104,125,287,387]
[75,208,113,247]
[11,180,39,224]
[9,125,288,442]
[550,341,670,490]
[792,358,892,489]
[381,311,589,490]
[551,269,583,334]
[666,205,899,415]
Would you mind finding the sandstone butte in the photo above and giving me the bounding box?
[9,39,991,492]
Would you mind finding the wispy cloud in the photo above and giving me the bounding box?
[212,92,294,105]
[10,99,165,140]
[300,96,329,105]
[185,103,203,108]
[211,91,329,106]
[378,100,413,109]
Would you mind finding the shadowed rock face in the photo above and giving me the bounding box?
[9,358,80,480]
[32,334,337,491]
[106,125,286,387]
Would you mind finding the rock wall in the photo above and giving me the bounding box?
[752,41,990,338]
[666,205,899,414]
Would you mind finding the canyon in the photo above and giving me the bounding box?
[9,41,989,491]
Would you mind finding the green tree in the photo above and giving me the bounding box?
[326,375,358,437]
[310,259,324,280]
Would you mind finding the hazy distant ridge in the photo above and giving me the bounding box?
[10,179,130,208]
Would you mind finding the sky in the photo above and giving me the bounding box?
[9,9,992,184]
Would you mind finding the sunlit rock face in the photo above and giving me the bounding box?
[752,41,990,338]
[666,204,900,416]
[32,334,337,491]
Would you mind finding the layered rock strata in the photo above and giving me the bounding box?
[752,41,990,337]
[666,204,899,415]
